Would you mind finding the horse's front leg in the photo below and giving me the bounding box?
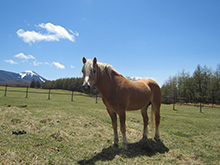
[141,106,149,140]
[119,111,128,150]
[107,109,118,146]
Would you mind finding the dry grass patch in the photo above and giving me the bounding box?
[0,90,220,164]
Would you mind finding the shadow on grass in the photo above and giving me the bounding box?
[77,138,169,164]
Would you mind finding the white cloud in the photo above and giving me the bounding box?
[17,22,79,44]
[14,53,35,60]
[4,59,18,64]
[128,76,157,81]
[52,62,65,69]
[69,29,79,37]
[34,61,65,70]
[17,29,58,44]
[70,65,75,69]
[33,61,49,66]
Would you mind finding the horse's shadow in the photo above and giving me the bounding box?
[77,138,169,164]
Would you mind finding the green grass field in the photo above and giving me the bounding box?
[0,87,220,164]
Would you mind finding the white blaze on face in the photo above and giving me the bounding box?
[82,59,93,86]
[83,73,90,86]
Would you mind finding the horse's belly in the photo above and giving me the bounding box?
[125,91,151,110]
[102,90,150,112]
[126,102,147,111]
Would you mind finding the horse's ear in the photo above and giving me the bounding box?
[93,57,97,67]
[82,57,87,64]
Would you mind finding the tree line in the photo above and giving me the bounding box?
[30,79,41,88]
[41,77,83,92]
[161,64,220,105]
[41,77,99,95]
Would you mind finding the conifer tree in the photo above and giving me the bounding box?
[30,79,35,88]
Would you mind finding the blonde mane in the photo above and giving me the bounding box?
[82,59,116,79]
[97,62,113,78]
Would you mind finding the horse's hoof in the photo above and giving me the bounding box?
[122,145,128,150]
[113,143,119,148]
[140,137,148,142]
[154,136,160,141]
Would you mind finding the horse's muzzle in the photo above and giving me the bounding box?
[82,84,91,92]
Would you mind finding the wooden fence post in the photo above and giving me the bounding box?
[173,96,176,110]
[200,102,202,113]
[4,84,7,97]
[26,86,29,98]
[48,88,51,100]
[71,91,74,101]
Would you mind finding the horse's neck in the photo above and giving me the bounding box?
[95,69,124,99]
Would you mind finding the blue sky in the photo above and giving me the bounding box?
[0,0,220,86]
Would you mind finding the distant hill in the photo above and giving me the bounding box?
[0,70,47,84]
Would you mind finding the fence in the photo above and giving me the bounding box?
[0,85,99,103]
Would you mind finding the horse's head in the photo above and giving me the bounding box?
[81,57,98,91]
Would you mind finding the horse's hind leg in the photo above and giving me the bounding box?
[107,109,118,146]
[141,105,149,140]
[154,105,160,140]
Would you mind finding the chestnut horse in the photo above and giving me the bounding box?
[81,57,161,149]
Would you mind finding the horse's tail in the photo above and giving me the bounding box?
[151,105,154,129]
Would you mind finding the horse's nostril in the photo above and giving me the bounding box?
[82,84,90,91]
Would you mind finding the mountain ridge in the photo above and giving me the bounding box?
[0,70,47,83]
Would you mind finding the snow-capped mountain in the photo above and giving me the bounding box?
[19,70,47,82]
[0,70,47,83]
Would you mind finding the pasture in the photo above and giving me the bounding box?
[0,87,220,164]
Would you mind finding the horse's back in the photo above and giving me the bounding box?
[137,79,160,90]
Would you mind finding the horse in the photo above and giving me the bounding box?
[81,57,161,149]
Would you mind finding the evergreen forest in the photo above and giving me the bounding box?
[161,64,220,105]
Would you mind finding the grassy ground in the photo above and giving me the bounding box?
[0,87,220,164]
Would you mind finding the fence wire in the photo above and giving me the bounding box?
[0,85,99,103]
